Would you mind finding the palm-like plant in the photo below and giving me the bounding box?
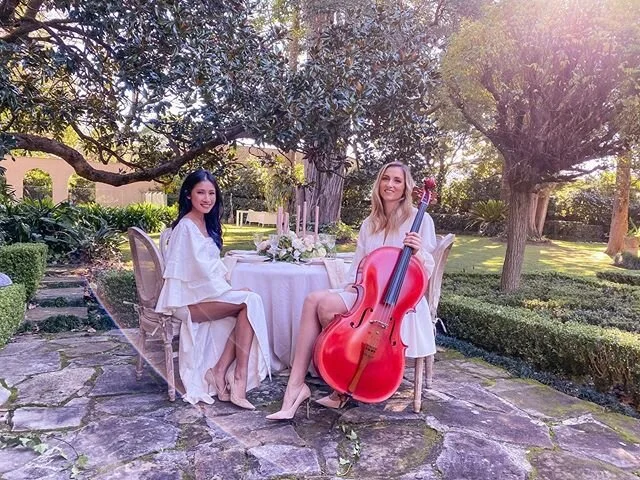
[468,199,507,236]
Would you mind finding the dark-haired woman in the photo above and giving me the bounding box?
[155,170,270,408]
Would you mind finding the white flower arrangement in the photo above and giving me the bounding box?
[257,231,331,262]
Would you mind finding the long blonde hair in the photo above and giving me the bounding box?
[369,162,416,235]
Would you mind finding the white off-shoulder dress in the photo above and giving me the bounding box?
[155,218,271,405]
[336,209,437,358]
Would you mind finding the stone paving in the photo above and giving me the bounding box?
[1,328,640,479]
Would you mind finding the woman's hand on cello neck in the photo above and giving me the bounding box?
[403,231,423,258]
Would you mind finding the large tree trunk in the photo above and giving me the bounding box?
[528,184,553,238]
[303,157,345,224]
[501,186,532,292]
[605,153,631,257]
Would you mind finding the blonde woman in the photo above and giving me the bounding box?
[267,162,437,420]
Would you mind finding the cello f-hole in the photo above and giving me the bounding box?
[350,307,372,328]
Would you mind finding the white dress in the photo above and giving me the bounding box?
[337,209,437,358]
[155,218,271,405]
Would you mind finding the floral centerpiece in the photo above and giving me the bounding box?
[257,231,331,262]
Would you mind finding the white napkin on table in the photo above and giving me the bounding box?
[222,255,239,282]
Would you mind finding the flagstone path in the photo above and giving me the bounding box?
[1,326,639,480]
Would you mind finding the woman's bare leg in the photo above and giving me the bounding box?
[188,300,254,400]
[277,291,348,412]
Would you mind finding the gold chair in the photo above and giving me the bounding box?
[413,233,455,413]
[127,227,181,401]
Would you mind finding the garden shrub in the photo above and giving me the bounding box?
[320,221,358,244]
[443,272,640,333]
[440,294,640,403]
[467,199,506,236]
[543,220,605,242]
[431,213,473,233]
[78,203,176,233]
[437,334,639,417]
[93,269,138,327]
[0,284,26,348]
[614,251,640,270]
[0,243,48,300]
[596,270,640,286]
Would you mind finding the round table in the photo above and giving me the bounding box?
[229,260,334,371]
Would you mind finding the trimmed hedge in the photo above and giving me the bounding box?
[93,269,138,328]
[431,213,473,234]
[0,284,26,348]
[443,272,640,333]
[596,270,640,287]
[440,294,640,403]
[437,334,639,418]
[543,220,605,242]
[0,243,48,300]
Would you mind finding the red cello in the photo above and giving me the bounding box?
[313,178,436,403]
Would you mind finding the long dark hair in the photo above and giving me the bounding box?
[172,170,224,249]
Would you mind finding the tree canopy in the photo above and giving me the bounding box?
[442,0,640,290]
[1,0,288,184]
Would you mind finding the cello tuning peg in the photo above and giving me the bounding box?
[423,177,437,191]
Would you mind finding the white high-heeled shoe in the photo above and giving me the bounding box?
[315,392,349,409]
[226,373,255,410]
[205,368,230,402]
[266,384,311,420]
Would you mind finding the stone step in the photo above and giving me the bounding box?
[25,306,88,323]
[34,286,86,307]
[41,276,85,288]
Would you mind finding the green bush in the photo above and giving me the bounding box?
[78,203,176,233]
[614,251,640,270]
[320,221,358,244]
[443,272,640,333]
[468,199,506,237]
[94,269,138,327]
[431,213,473,233]
[543,220,605,242]
[0,284,26,348]
[597,270,640,286]
[440,294,640,403]
[0,243,48,300]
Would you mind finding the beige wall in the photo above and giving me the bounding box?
[4,147,304,206]
[4,156,159,206]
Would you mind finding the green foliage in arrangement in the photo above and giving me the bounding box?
[0,243,47,300]
[614,251,640,271]
[597,270,640,287]
[440,294,640,405]
[94,270,138,328]
[0,284,26,348]
[443,273,640,333]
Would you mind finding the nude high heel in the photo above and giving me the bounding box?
[205,368,230,402]
[227,373,255,410]
[315,392,349,409]
[266,384,311,420]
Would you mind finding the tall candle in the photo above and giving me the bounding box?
[296,204,301,235]
[284,212,290,233]
[314,205,320,239]
[276,207,283,235]
[302,201,308,237]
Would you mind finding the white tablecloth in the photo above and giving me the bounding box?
[229,261,333,372]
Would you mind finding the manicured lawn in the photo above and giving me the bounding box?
[119,224,618,276]
[445,235,617,277]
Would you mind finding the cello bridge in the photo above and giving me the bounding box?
[369,319,387,329]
